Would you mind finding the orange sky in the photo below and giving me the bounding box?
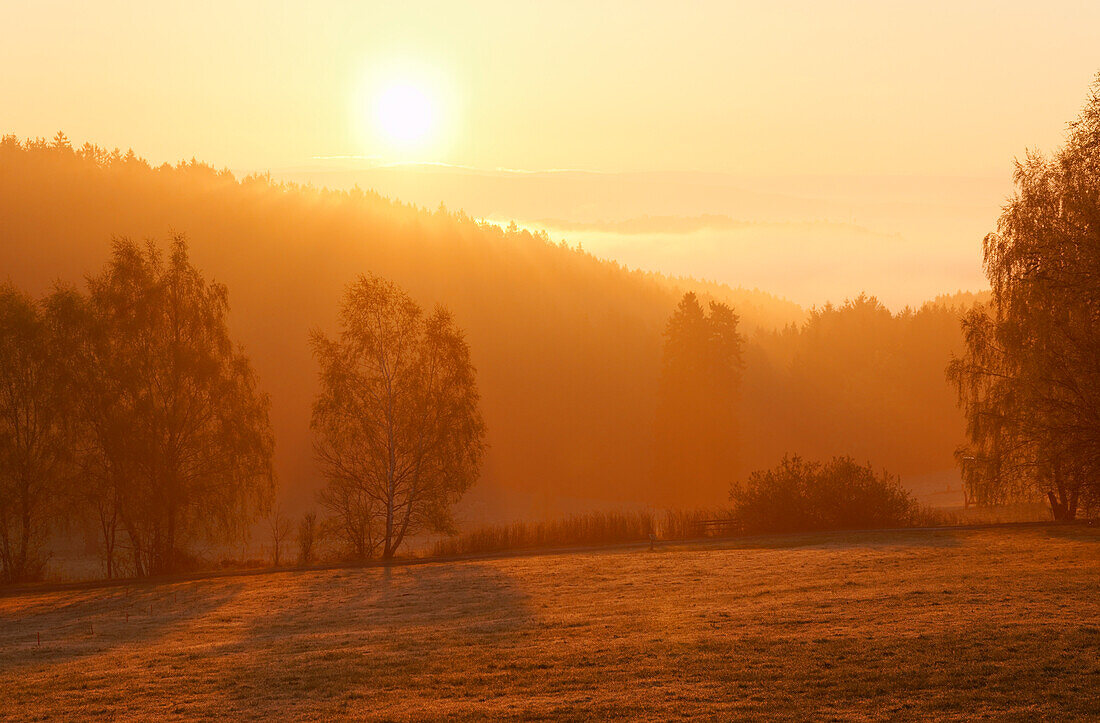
[4,1,1100,306]
[5,1,1098,174]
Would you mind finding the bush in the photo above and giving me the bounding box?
[730,455,919,534]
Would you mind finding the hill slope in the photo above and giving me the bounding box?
[0,136,804,519]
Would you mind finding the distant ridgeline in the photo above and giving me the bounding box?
[0,135,979,519]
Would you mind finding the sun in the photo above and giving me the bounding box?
[374,83,435,149]
[352,61,455,158]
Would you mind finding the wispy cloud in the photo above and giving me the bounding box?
[524,215,883,236]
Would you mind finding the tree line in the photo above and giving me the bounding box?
[5,73,1100,583]
[653,75,1100,523]
[0,131,967,520]
[0,239,276,581]
[0,239,485,582]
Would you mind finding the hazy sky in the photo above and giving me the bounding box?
[5,1,1100,306]
[5,1,1099,175]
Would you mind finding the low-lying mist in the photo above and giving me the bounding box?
[0,136,977,524]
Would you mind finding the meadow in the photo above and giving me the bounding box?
[1,524,1097,720]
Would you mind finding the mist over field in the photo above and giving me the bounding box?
[3,2,1100,719]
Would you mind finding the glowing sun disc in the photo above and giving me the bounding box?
[375,84,434,147]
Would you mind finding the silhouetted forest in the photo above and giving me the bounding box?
[0,135,976,523]
[740,294,977,489]
[654,292,743,507]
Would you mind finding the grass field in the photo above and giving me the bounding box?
[1,525,1098,720]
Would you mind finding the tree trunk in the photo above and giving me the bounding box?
[18,474,31,581]
[1047,483,1078,521]
[1048,490,1069,520]
[1046,467,1078,522]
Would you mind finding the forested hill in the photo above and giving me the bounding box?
[0,135,807,519]
[0,135,980,518]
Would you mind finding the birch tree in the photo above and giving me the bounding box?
[65,237,275,575]
[311,275,485,559]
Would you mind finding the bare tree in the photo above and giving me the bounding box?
[311,275,486,560]
[267,504,292,566]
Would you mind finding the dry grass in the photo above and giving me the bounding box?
[432,510,658,557]
[1,525,1098,720]
[430,504,1043,559]
[929,502,1052,526]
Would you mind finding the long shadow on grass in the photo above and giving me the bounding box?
[675,623,1100,718]
[210,561,532,716]
[1034,524,1100,544]
[721,527,965,552]
[0,580,246,671]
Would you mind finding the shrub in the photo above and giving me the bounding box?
[730,455,919,534]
